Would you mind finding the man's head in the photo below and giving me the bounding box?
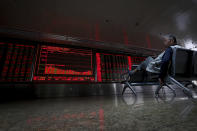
[162,34,177,47]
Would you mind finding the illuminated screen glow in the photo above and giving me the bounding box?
[96,53,102,82]
[99,53,128,81]
[34,45,94,81]
[99,53,145,82]
[0,42,35,82]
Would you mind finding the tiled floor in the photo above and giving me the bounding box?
[1,85,197,131]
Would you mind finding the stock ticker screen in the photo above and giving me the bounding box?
[33,45,95,81]
[98,53,146,82]
[0,42,146,82]
[0,42,35,82]
[99,54,128,82]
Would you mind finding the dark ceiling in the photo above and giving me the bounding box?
[0,0,197,51]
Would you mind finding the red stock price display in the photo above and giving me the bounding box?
[0,42,35,82]
[97,53,146,82]
[33,45,95,81]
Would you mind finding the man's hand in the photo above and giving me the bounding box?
[158,78,164,85]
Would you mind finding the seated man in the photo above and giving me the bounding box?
[128,34,182,96]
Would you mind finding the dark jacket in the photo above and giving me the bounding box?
[158,46,173,79]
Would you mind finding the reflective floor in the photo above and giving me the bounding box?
[1,85,197,131]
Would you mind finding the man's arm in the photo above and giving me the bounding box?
[159,47,173,81]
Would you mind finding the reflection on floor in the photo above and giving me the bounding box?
[0,85,197,131]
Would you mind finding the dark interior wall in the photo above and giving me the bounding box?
[0,0,197,50]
